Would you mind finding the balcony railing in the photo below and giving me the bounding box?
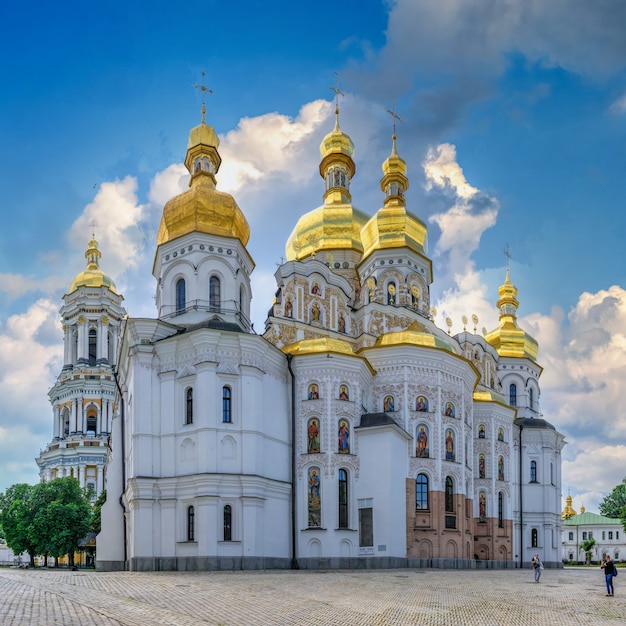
[159,300,253,332]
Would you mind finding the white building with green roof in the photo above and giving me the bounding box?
[562,509,625,563]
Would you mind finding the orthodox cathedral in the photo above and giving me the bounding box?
[38,96,566,572]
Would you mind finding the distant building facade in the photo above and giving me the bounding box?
[561,497,625,562]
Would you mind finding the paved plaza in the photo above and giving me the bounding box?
[0,566,623,625]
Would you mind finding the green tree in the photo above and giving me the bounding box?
[91,489,106,535]
[32,478,92,567]
[580,538,596,564]
[0,484,38,567]
[600,478,626,519]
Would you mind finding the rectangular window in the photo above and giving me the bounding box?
[589,531,593,539]
[617,531,620,540]
[603,531,606,540]
[582,532,587,540]
[569,532,574,541]
[358,508,373,547]
[609,531,613,540]
[445,515,456,529]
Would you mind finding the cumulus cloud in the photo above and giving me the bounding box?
[0,299,62,492]
[69,177,147,278]
[422,143,500,331]
[218,100,331,196]
[0,272,66,301]
[380,0,626,82]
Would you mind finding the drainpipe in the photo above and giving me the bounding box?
[518,423,524,569]
[113,370,128,568]
[286,354,299,569]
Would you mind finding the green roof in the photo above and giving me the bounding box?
[563,512,622,526]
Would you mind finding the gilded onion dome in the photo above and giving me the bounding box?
[281,337,356,357]
[69,237,118,294]
[371,320,457,354]
[156,112,250,248]
[561,493,577,520]
[360,134,428,262]
[485,268,539,360]
[285,104,368,261]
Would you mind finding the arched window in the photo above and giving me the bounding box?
[222,386,232,423]
[185,388,193,424]
[387,282,397,305]
[223,505,232,541]
[497,428,504,442]
[531,528,538,548]
[86,412,97,434]
[498,492,504,528]
[187,506,195,541]
[530,460,537,483]
[62,408,70,436]
[176,278,186,315]
[478,424,485,438]
[509,383,517,407]
[529,387,534,410]
[445,476,456,529]
[338,469,348,528]
[210,276,221,311]
[416,473,429,510]
[88,329,97,365]
[445,477,454,512]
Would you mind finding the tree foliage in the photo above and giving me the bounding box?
[580,537,597,563]
[599,478,626,520]
[91,489,106,535]
[0,478,92,567]
[0,483,38,566]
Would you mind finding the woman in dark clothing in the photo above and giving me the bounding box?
[601,555,616,596]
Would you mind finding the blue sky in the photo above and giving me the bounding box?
[1,0,626,514]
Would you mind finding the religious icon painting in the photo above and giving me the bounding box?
[383,395,395,412]
[416,424,429,458]
[444,401,455,418]
[339,384,349,401]
[445,428,455,461]
[308,383,319,400]
[416,395,428,412]
[307,418,320,454]
[338,419,350,454]
[308,467,321,527]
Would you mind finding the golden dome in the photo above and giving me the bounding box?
[371,321,456,353]
[561,493,577,520]
[485,268,538,360]
[69,238,118,294]
[156,120,249,248]
[360,134,428,262]
[285,107,367,261]
[285,203,369,261]
[282,337,356,357]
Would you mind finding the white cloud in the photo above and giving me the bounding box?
[218,100,331,195]
[148,163,189,207]
[69,177,147,278]
[381,0,626,81]
[0,299,62,493]
[423,143,500,332]
[0,273,66,301]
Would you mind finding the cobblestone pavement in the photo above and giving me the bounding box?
[0,567,623,625]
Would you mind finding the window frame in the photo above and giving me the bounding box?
[222,385,232,423]
[415,473,429,511]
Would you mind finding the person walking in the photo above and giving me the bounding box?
[601,554,617,596]
[531,553,543,582]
